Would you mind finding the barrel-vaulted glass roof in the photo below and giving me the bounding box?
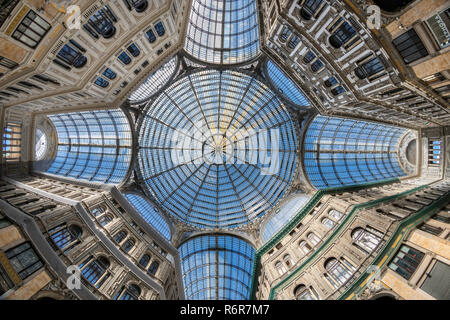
[47,110,132,184]
[124,193,171,241]
[261,193,310,243]
[128,56,178,104]
[185,0,260,65]
[266,60,311,107]
[304,115,407,189]
[179,234,255,300]
[138,69,298,229]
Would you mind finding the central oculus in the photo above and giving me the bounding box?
[138,70,298,229]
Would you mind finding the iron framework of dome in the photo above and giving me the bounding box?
[137,68,299,229]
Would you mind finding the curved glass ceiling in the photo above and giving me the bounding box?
[138,70,298,229]
[128,56,178,104]
[261,192,310,243]
[124,193,171,241]
[267,60,311,107]
[185,0,260,65]
[47,110,132,184]
[304,115,407,189]
[179,234,255,300]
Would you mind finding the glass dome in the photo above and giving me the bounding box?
[138,69,298,229]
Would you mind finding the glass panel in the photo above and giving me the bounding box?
[47,110,132,184]
[185,0,260,64]
[304,115,407,189]
[179,235,255,300]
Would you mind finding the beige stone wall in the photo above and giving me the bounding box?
[385,0,450,38]
[0,225,23,248]
[6,270,52,300]
[412,51,450,79]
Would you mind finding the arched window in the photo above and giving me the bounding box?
[311,59,324,73]
[113,230,127,244]
[294,284,317,300]
[283,254,293,268]
[355,57,385,80]
[288,35,300,49]
[80,256,110,286]
[139,254,151,268]
[329,20,357,49]
[300,0,324,20]
[331,85,346,96]
[322,217,336,229]
[85,7,117,39]
[49,224,82,250]
[99,215,112,227]
[114,284,141,300]
[351,227,383,253]
[94,77,109,88]
[122,239,135,253]
[148,261,159,275]
[299,241,311,254]
[91,206,105,217]
[127,43,140,57]
[145,28,156,43]
[329,210,343,221]
[118,52,132,65]
[275,261,287,275]
[102,68,116,80]
[325,257,356,287]
[307,233,320,246]
[154,22,165,37]
[124,0,148,13]
[279,27,292,43]
[55,43,87,69]
[303,50,316,64]
[324,77,338,88]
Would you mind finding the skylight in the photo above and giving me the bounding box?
[185,0,260,65]
[128,56,178,104]
[137,69,297,229]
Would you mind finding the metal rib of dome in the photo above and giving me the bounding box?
[138,69,298,229]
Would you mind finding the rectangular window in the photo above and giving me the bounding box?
[0,56,19,70]
[5,242,43,280]
[392,29,429,64]
[11,10,51,48]
[425,8,450,50]
[388,245,424,280]
[420,260,450,299]
[418,223,443,236]
[428,138,441,166]
[2,122,22,162]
